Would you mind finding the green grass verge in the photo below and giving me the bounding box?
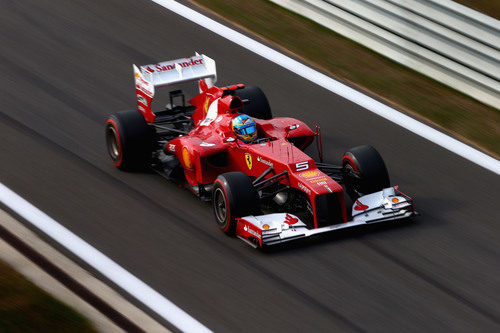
[193,0,500,157]
[453,0,499,19]
[0,259,96,332]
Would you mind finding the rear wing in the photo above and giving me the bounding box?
[134,53,217,123]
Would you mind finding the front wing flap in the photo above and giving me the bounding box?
[236,187,416,248]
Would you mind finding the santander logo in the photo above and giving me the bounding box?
[284,214,298,225]
[354,200,369,211]
[146,58,204,73]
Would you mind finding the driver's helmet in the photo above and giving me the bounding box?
[232,114,257,143]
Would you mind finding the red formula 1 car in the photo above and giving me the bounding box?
[105,54,416,248]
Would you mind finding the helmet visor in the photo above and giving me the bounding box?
[235,124,256,135]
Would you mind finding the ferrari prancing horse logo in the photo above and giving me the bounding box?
[245,153,252,170]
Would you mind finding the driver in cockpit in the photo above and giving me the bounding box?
[231,114,258,143]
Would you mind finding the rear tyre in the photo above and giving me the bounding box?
[342,145,390,199]
[233,86,272,119]
[212,172,260,236]
[105,110,154,171]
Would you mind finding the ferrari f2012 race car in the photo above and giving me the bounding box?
[105,54,416,248]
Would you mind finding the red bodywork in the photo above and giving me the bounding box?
[164,84,347,228]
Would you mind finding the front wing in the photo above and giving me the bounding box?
[236,187,416,248]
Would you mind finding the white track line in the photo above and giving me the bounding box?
[152,0,500,175]
[0,183,211,333]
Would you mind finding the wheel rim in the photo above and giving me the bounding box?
[214,187,228,226]
[344,162,355,175]
[106,125,120,162]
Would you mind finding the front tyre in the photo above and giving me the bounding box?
[212,172,260,236]
[105,110,154,171]
[342,145,390,199]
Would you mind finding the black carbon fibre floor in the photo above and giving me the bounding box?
[0,0,499,331]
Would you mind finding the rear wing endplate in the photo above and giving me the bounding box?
[133,53,217,123]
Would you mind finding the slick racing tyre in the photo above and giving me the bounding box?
[105,110,154,171]
[212,172,260,236]
[234,86,273,120]
[342,145,390,199]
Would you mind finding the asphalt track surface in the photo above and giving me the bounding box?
[1,0,499,331]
